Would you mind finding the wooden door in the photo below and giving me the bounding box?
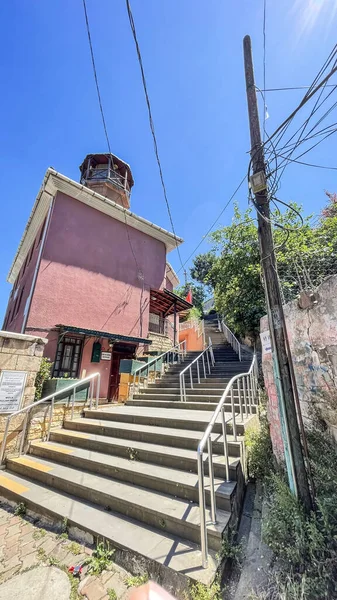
[108,352,122,401]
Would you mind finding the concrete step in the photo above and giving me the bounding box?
[138,388,242,396]
[50,428,242,476]
[29,441,236,512]
[62,417,245,454]
[7,455,229,550]
[82,406,248,435]
[127,399,256,414]
[132,393,249,404]
[0,470,218,588]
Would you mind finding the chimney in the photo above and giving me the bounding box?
[79,153,134,209]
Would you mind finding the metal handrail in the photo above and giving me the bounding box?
[0,372,101,465]
[218,317,242,361]
[179,339,215,402]
[131,340,186,396]
[197,354,258,568]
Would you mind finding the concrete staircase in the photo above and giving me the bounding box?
[0,317,255,594]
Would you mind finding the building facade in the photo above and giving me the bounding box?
[2,153,190,399]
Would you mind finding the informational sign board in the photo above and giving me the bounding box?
[0,370,27,414]
[260,330,271,354]
[101,352,112,361]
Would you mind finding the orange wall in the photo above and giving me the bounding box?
[179,327,204,352]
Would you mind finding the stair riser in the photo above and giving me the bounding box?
[82,411,246,436]
[50,430,241,475]
[29,445,232,512]
[127,400,257,415]
[0,482,213,592]
[136,389,243,397]
[8,461,221,551]
[63,420,244,453]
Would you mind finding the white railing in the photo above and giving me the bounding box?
[179,338,215,402]
[131,341,186,396]
[179,318,204,340]
[218,317,242,361]
[0,373,101,465]
[196,354,258,568]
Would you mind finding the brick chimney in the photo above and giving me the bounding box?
[79,153,134,209]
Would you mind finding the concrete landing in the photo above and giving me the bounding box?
[0,566,70,600]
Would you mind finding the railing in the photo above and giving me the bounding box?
[179,318,204,341]
[131,341,186,396]
[197,353,258,568]
[218,317,242,361]
[179,338,215,402]
[0,373,101,466]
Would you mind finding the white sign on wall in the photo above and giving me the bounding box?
[260,330,272,355]
[101,352,112,361]
[0,370,27,414]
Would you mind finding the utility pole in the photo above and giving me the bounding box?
[243,35,312,512]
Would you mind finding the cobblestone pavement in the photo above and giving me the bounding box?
[0,503,135,600]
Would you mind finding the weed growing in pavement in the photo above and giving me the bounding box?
[66,541,82,555]
[14,502,26,517]
[33,528,47,540]
[125,573,149,588]
[84,541,115,575]
[107,589,117,600]
[187,579,221,600]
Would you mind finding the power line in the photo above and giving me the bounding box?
[177,175,247,273]
[263,0,267,142]
[82,0,111,154]
[275,153,337,171]
[262,85,337,92]
[82,0,145,278]
[125,0,184,270]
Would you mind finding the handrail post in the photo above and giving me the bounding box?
[47,396,55,441]
[243,376,248,416]
[237,379,243,422]
[196,359,200,384]
[189,366,193,390]
[231,387,237,441]
[19,412,29,456]
[197,449,208,569]
[71,387,76,420]
[221,408,230,483]
[206,349,211,375]
[202,354,206,378]
[207,437,217,524]
[179,373,184,402]
[96,374,100,410]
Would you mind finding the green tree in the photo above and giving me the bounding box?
[190,252,216,288]
[175,282,206,314]
[34,357,51,401]
[196,198,337,339]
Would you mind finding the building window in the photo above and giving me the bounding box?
[91,341,101,363]
[53,336,83,378]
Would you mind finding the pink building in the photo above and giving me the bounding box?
[2,153,191,399]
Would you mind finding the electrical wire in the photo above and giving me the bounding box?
[82,0,111,154]
[82,0,144,278]
[263,0,267,143]
[125,0,184,270]
[261,85,337,92]
[177,175,247,273]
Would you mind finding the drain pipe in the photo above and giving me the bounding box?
[21,194,54,334]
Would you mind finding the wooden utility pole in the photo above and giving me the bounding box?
[243,35,312,512]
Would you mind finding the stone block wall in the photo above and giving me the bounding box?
[147,332,173,353]
[261,275,337,458]
[0,331,47,459]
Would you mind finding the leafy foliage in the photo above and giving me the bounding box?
[245,400,273,481]
[191,196,337,338]
[34,357,51,401]
[188,580,221,600]
[175,282,206,313]
[125,573,149,588]
[84,542,115,575]
[262,429,337,599]
[190,252,217,288]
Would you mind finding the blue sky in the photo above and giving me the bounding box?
[1,0,337,321]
